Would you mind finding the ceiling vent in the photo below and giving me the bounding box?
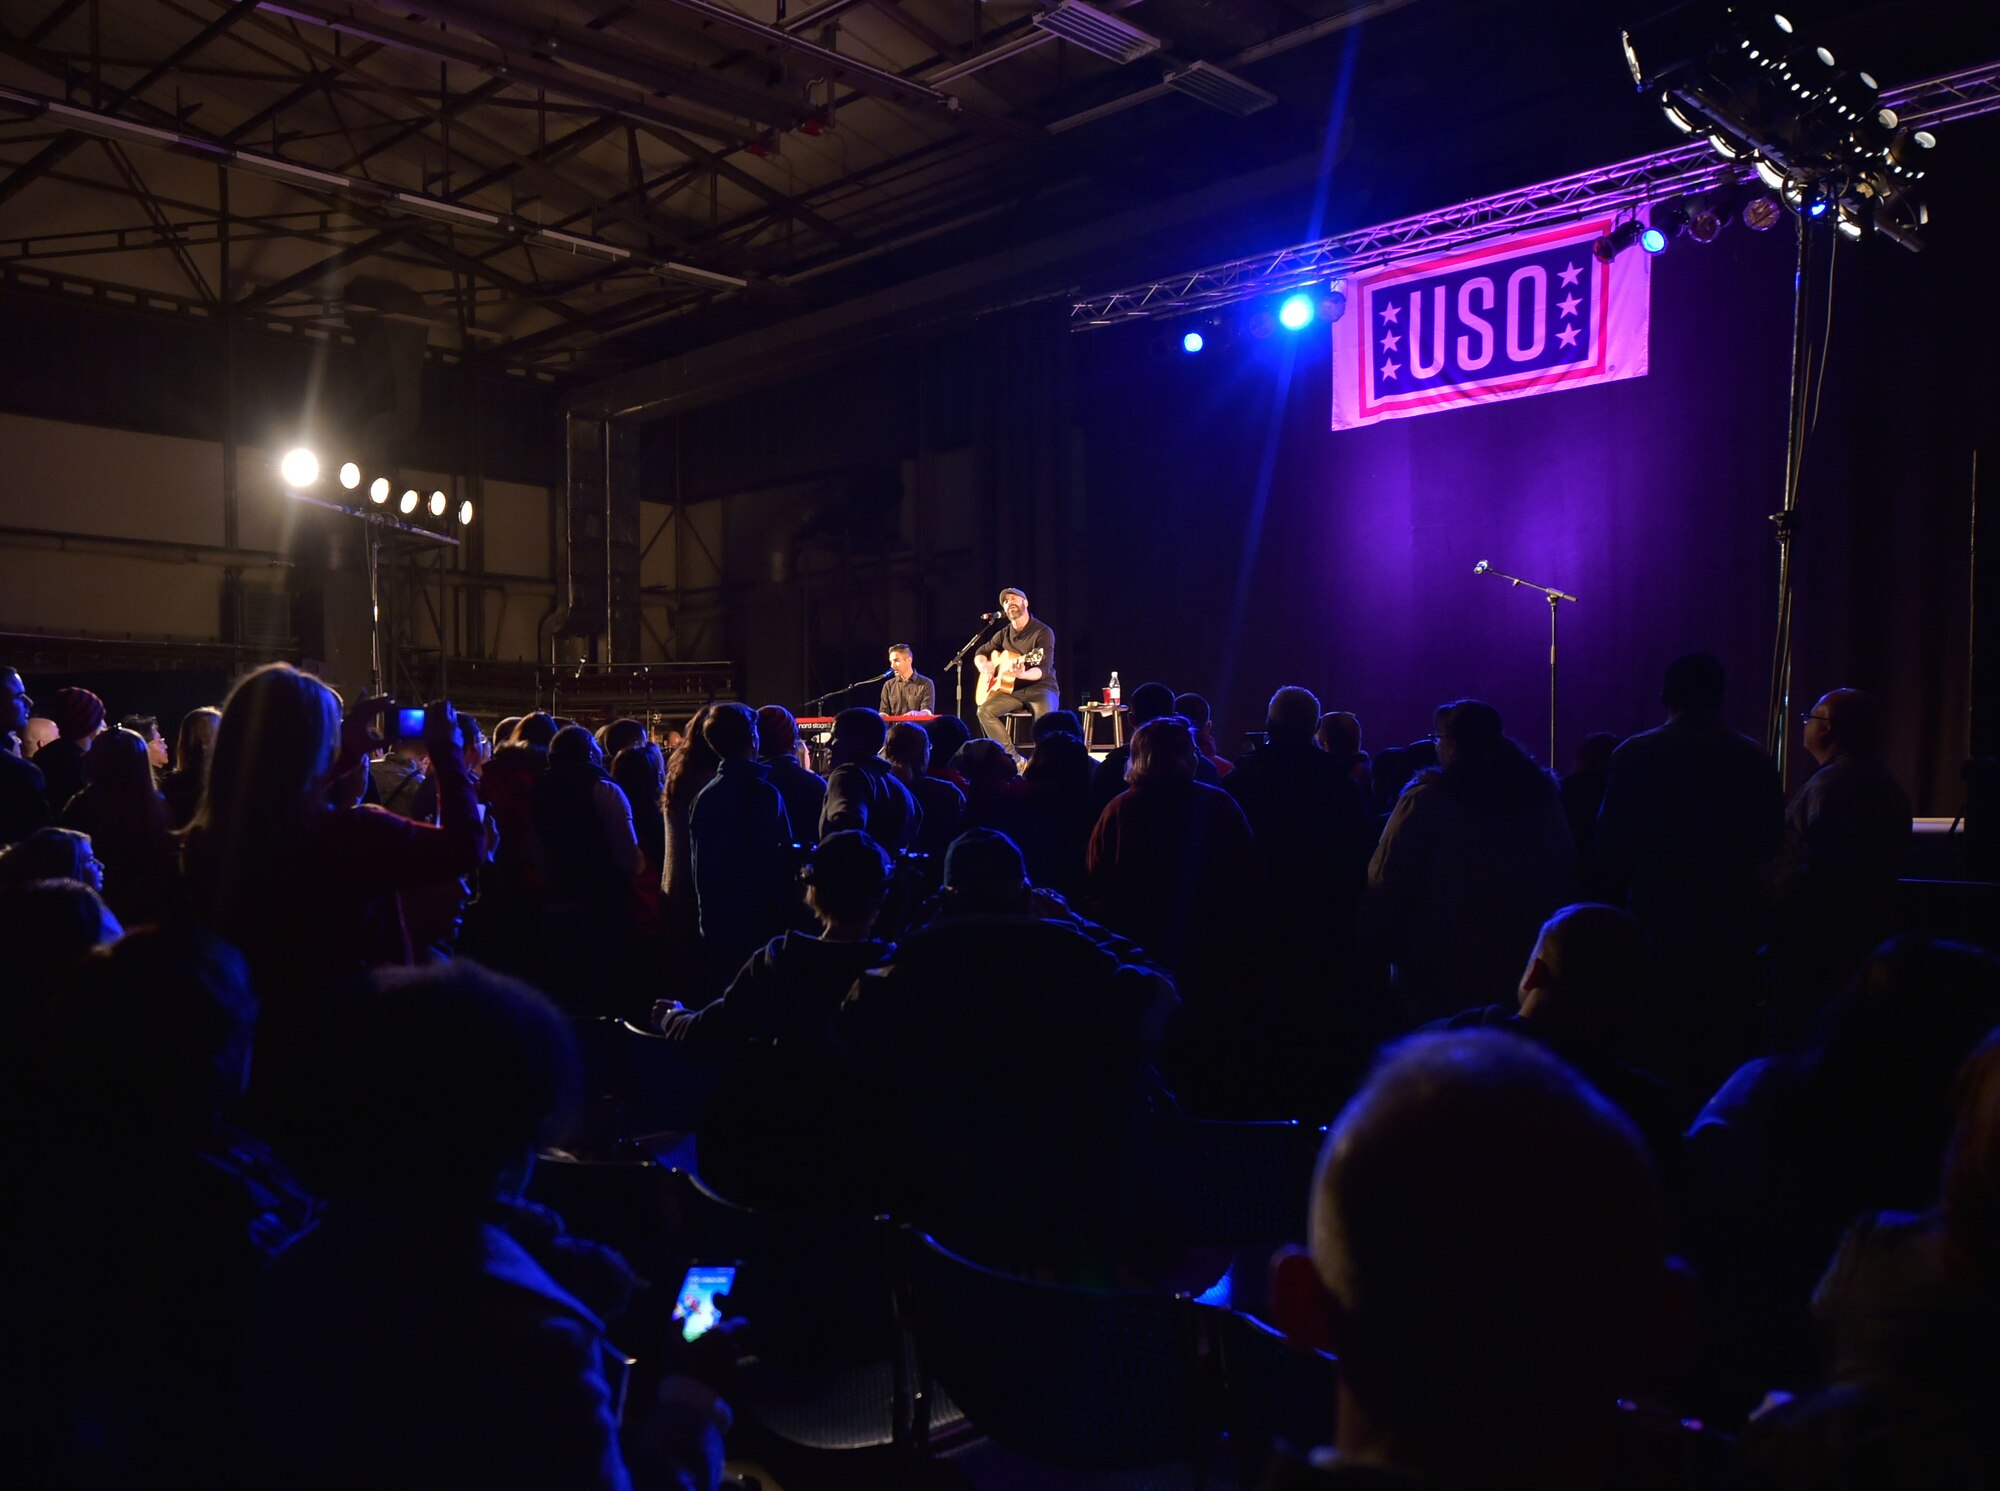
[1164,61,1278,117]
[1033,1,1163,65]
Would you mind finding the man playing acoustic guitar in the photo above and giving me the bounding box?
[975,587,1059,754]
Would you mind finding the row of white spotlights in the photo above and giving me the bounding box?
[280,447,474,527]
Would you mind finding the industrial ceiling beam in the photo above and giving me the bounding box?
[0,0,264,208]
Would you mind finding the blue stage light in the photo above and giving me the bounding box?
[1182,330,1205,353]
[1640,226,1668,253]
[1278,293,1315,331]
[1805,197,1831,217]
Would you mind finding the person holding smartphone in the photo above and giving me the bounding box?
[184,666,486,1074]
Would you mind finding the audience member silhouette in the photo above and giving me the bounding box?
[1430,903,1688,1188]
[183,664,483,1062]
[1088,715,1258,979]
[921,714,973,791]
[1741,1024,2000,1490]
[882,719,965,857]
[0,824,105,898]
[660,706,720,950]
[821,707,921,851]
[161,704,221,829]
[756,704,827,842]
[1268,1031,1695,1491]
[1594,653,1783,1024]
[658,832,895,1211]
[1685,937,2000,1409]
[241,960,728,1491]
[992,729,1098,897]
[1364,699,1576,1026]
[611,742,668,884]
[60,725,177,926]
[840,828,1167,1275]
[14,927,314,1485]
[1559,730,1619,887]
[0,667,50,847]
[1315,709,1369,785]
[1228,684,1375,933]
[38,685,106,814]
[689,703,796,992]
[597,716,648,760]
[1772,688,1914,1034]
[1175,691,1233,777]
[1091,681,1219,807]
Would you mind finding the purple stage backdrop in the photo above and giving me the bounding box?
[1076,148,1996,814]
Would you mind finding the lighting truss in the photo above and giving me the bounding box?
[1070,60,2000,328]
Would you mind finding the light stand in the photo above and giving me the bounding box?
[285,488,460,695]
[1474,560,1578,768]
[1763,215,1823,788]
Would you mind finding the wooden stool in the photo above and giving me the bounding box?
[1080,702,1130,751]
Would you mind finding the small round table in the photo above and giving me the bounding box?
[1079,701,1130,750]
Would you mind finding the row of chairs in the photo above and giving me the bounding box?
[526,1154,1339,1486]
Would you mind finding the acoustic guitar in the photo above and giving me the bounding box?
[974,645,1045,707]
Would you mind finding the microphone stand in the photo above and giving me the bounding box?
[1475,563,1578,768]
[802,673,890,714]
[945,620,1002,725]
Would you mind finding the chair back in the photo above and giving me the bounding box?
[1138,1117,1315,1246]
[903,1227,1205,1471]
[613,1018,724,1142]
[1210,1305,1339,1483]
[525,1151,682,1282]
[669,1168,899,1369]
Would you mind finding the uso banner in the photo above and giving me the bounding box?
[1331,217,1650,431]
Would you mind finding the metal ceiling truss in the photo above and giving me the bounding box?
[1069,61,2000,329]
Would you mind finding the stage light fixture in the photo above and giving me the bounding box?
[1593,221,1646,262]
[429,491,447,517]
[400,489,419,515]
[1752,156,1787,190]
[458,500,474,526]
[1742,195,1783,231]
[1686,196,1729,242]
[1640,225,1669,252]
[1278,293,1315,331]
[369,477,390,504]
[1182,330,1205,353]
[1321,283,1349,324]
[279,447,319,488]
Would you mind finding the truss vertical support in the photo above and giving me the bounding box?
[607,419,645,664]
[563,413,610,661]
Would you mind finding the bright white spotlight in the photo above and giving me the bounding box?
[1182,330,1205,354]
[280,447,319,488]
[400,489,419,515]
[1278,293,1314,331]
[338,462,361,490]
[458,499,474,526]
[369,477,390,504]
[429,491,447,517]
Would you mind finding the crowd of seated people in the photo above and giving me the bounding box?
[5,646,1990,1491]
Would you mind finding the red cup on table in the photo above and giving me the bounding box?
[1100,687,1111,706]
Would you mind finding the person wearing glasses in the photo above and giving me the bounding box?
[1770,690,1914,1034]
[0,668,52,847]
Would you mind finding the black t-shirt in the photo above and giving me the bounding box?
[985,619,1057,697]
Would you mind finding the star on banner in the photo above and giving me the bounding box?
[1380,357,1401,381]
[1556,324,1581,349]
[1380,331,1401,352]
[1557,293,1581,319]
[1380,302,1401,325]
[1558,262,1583,288]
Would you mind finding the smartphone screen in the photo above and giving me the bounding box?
[393,706,427,740]
[671,1264,736,1343]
